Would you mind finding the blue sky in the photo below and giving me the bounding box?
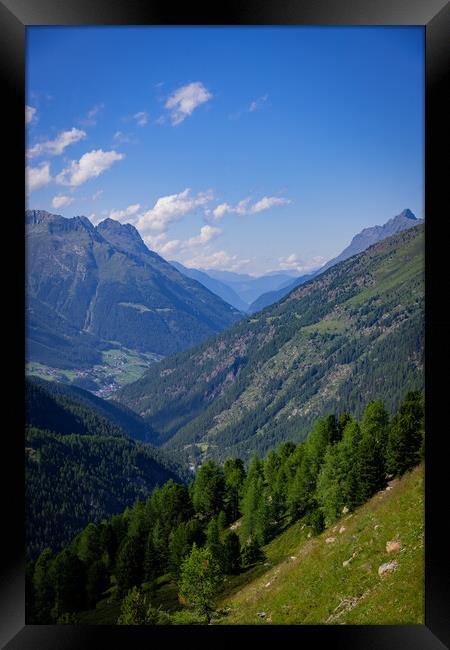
[26,26,424,275]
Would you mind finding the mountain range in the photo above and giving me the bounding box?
[247,209,423,313]
[115,223,424,466]
[26,210,241,387]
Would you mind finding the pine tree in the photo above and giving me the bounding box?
[223,458,246,523]
[386,391,424,476]
[191,460,226,520]
[206,517,224,569]
[32,548,55,623]
[222,531,241,574]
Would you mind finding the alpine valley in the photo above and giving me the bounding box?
[116,223,424,466]
[25,211,425,627]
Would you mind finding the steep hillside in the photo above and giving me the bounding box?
[25,380,189,559]
[217,464,424,624]
[116,225,424,464]
[248,208,422,313]
[26,210,241,377]
[27,377,157,443]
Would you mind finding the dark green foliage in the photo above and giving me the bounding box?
[386,391,424,475]
[117,586,168,625]
[191,460,226,520]
[115,534,146,597]
[51,550,86,620]
[241,538,265,567]
[25,380,189,560]
[222,531,241,574]
[31,548,55,624]
[223,458,246,523]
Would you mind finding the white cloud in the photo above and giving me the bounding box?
[113,131,133,144]
[26,162,52,192]
[158,239,183,256]
[56,149,124,187]
[154,115,166,126]
[80,103,104,127]
[250,196,291,213]
[143,232,167,250]
[249,94,268,112]
[211,202,233,221]
[207,195,290,221]
[147,225,221,258]
[109,203,141,220]
[136,188,213,233]
[92,189,103,201]
[52,194,74,209]
[133,111,148,127]
[183,249,250,272]
[186,225,221,246]
[277,253,327,274]
[25,105,37,125]
[165,82,213,126]
[27,127,86,158]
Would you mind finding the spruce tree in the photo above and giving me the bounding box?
[386,391,424,476]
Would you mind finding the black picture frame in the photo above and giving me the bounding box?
[2,0,449,647]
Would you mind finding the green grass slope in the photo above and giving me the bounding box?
[216,464,424,625]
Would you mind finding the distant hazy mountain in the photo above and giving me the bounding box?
[248,271,316,314]
[248,209,423,313]
[317,208,422,275]
[169,261,248,312]
[26,210,242,370]
[203,269,296,306]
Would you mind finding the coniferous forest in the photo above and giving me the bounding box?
[27,390,424,625]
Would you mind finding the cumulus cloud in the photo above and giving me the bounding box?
[249,94,268,112]
[147,225,222,259]
[109,203,141,220]
[25,105,37,125]
[133,111,148,127]
[52,194,74,209]
[26,162,52,192]
[27,127,86,158]
[56,149,124,187]
[165,82,213,126]
[250,196,291,213]
[136,188,213,233]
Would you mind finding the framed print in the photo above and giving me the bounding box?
[1,0,449,648]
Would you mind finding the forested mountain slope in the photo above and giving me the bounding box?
[116,224,424,465]
[25,379,189,559]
